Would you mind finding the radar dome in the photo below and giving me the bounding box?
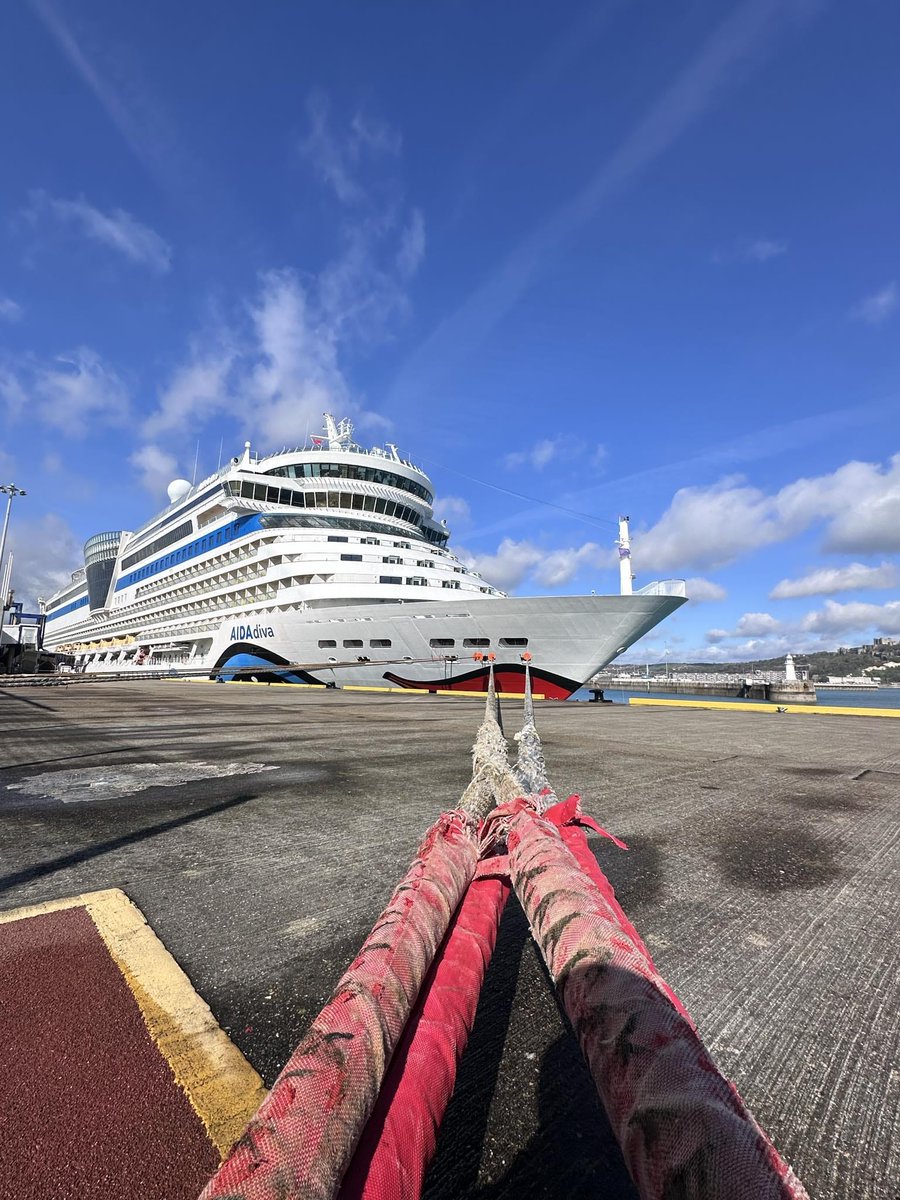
[167,479,192,504]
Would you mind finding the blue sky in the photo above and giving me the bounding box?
[1,0,899,662]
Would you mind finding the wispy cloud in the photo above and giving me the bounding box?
[144,96,422,448]
[388,0,818,408]
[1,347,129,436]
[770,561,898,599]
[685,577,727,602]
[504,436,607,472]
[0,296,23,322]
[433,495,471,523]
[129,444,181,497]
[301,92,403,206]
[4,512,82,607]
[714,236,788,264]
[851,281,897,326]
[24,190,172,273]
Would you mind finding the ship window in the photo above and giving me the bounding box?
[499,637,529,647]
[374,497,386,514]
[370,639,391,648]
[442,580,461,589]
[351,493,364,510]
[327,535,349,542]
[362,537,380,545]
[396,542,411,549]
[406,576,427,586]
[380,575,402,585]
[416,560,433,568]
[464,637,490,647]
[343,639,363,648]
[318,639,336,648]
[327,492,341,508]
[341,554,362,561]
[430,638,455,648]
[383,555,402,564]
[340,492,353,509]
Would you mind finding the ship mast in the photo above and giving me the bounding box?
[617,516,633,595]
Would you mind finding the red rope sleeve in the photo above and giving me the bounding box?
[504,803,810,1200]
[200,811,480,1200]
[337,862,511,1199]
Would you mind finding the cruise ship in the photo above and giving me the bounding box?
[41,416,687,698]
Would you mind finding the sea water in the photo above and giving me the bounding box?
[569,686,900,709]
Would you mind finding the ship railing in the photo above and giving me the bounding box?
[634,579,687,597]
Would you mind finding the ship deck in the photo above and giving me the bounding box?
[0,681,897,1199]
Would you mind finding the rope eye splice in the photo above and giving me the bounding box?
[199,664,810,1200]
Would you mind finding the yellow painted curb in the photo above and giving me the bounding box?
[628,697,900,718]
[0,889,266,1156]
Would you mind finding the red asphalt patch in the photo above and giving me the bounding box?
[0,905,219,1200]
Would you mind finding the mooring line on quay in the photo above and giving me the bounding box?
[198,657,810,1200]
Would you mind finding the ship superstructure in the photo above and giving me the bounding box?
[42,416,687,697]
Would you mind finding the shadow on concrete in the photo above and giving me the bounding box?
[470,1031,638,1200]
[1,746,141,771]
[0,689,56,712]
[0,792,257,895]
[423,899,637,1200]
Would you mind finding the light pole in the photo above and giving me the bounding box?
[0,484,26,615]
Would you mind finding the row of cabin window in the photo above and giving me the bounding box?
[265,460,433,505]
[340,553,435,568]
[430,637,528,647]
[122,523,234,577]
[316,636,529,649]
[230,480,422,527]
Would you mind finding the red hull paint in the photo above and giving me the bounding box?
[383,665,577,700]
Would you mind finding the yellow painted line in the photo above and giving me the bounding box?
[629,697,900,718]
[0,889,266,1156]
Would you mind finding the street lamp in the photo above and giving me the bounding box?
[0,484,26,613]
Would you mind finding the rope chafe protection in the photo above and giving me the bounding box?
[197,658,809,1200]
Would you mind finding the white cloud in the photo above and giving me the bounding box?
[396,209,426,280]
[433,495,470,523]
[705,628,730,643]
[634,454,900,572]
[770,561,899,599]
[458,537,604,592]
[25,190,172,273]
[685,577,727,602]
[0,296,22,322]
[505,438,561,470]
[129,444,180,497]
[504,435,596,471]
[744,237,788,262]
[851,281,897,326]
[4,513,82,608]
[801,599,900,637]
[1,348,129,436]
[735,611,782,636]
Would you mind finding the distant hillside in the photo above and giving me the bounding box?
[658,650,899,681]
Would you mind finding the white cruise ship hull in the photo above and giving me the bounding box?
[206,592,685,698]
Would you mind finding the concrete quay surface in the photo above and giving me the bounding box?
[1,681,898,1200]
